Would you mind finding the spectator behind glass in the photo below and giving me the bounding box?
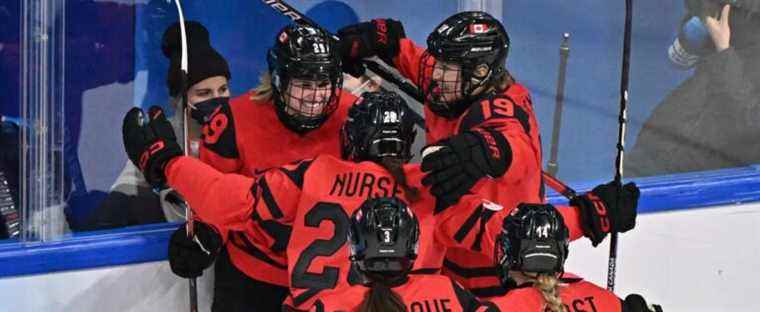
[627,0,760,176]
[87,21,231,230]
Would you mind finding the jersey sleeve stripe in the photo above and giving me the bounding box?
[258,220,292,253]
[229,231,287,270]
[454,205,484,243]
[443,259,498,278]
[258,177,284,219]
[278,159,313,190]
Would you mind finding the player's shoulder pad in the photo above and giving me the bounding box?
[459,93,531,135]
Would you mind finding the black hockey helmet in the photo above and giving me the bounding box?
[340,91,417,162]
[267,22,343,133]
[495,203,569,287]
[348,197,420,278]
[420,11,510,118]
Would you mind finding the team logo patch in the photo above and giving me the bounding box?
[469,23,489,34]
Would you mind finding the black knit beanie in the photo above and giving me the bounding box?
[162,21,231,97]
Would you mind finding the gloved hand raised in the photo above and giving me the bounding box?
[571,181,640,246]
[122,106,183,188]
[337,19,406,77]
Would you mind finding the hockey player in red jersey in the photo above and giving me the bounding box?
[296,197,496,312]
[337,11,641,297]
[488,203,663,312]
[123,90,510,309]
[166,23,358,311]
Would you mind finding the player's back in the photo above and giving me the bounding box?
[489,274,622,312]
[306,274,490,312]
[284,155,406,308]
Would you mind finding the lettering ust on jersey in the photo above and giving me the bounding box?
[409,298,453,312]
[328,171,403,198]
[554,296,598,312]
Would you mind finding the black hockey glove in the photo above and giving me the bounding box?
[337,18,406,77]
[622,294,663,312]
[570,181,640,247]
[122,106,183,188]
[421,128,511,208]
[193,97,239,159]
[168,221,223,279]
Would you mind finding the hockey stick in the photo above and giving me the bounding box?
[546,33,570,177]
[260,0,426,128]
[542,171,577,201]
[170,1,199,311]
[608,0,634,292]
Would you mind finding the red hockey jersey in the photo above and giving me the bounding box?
[301,274,495,312]
[488,273,623,312]
[197,90,356,286]
[166,154,499,309]
[391,38,573,297]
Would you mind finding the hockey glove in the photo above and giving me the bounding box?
[168,221,223,279]
[421,128,511,207]
[194,97,238,159]
[570,181,640,246]
[337,19,406,77]
[622,294,663,312]
[122,106,183,188]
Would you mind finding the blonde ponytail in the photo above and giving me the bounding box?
[535,274,563,312]
[250,72,274,102]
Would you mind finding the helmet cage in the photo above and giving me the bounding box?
[420,11,510,118]
[268,23,343,133]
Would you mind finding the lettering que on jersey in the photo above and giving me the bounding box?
[409,298,455,312]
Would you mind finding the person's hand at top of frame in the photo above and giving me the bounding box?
[705,4,731,52]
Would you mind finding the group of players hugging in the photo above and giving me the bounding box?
[122,10,662,312]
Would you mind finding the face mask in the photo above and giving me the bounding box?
[189,97,229,124]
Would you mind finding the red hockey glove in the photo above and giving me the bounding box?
[571,181,640,246]
[122,106,183,188]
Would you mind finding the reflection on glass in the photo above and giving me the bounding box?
[626,1,760,177]
[0,0,21,242]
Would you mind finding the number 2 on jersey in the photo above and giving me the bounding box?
[291,202,350,291]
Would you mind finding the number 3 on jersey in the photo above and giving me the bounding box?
[291,202,350,292]
[481,97,515,120]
